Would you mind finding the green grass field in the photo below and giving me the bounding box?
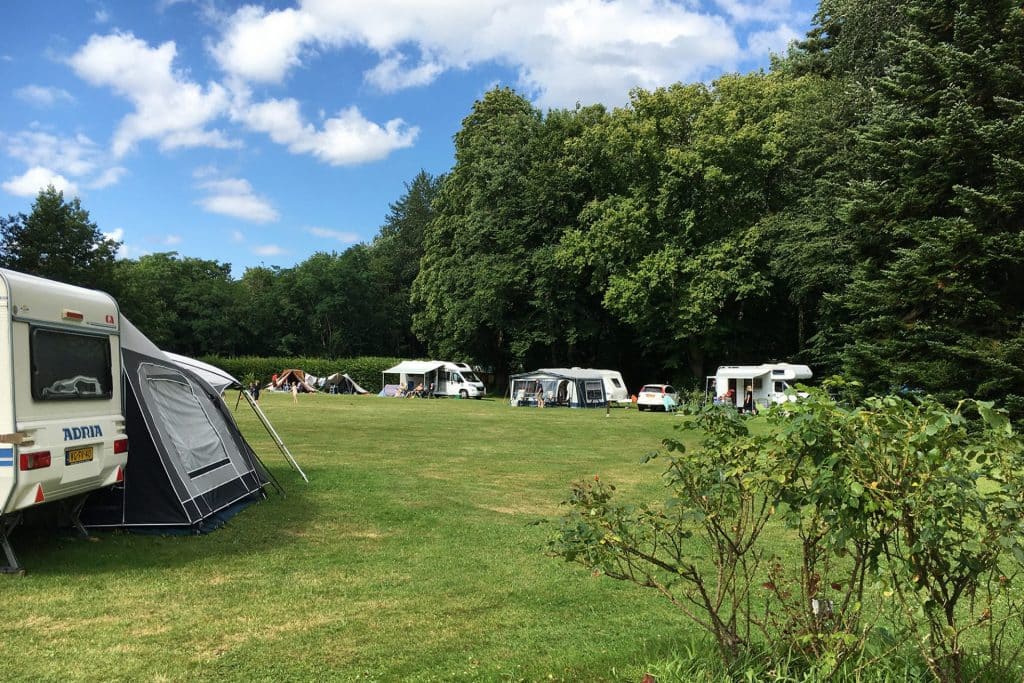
[1,393,701,682]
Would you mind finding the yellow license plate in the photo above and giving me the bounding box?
[65,446,94,465]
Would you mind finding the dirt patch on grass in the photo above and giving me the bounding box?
[14,613,122,635]
[479,502,561,517]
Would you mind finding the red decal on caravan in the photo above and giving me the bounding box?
[34,485,45,504]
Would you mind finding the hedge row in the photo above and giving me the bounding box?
[198,355,405,394]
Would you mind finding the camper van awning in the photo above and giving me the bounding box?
[383,360,446,375]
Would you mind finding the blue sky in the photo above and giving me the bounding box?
[0,0,818,276]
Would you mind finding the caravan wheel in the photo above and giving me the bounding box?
[459,389,468,399]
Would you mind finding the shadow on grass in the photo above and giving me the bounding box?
[6,466,319,577]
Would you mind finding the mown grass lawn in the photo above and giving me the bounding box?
[1,393,702,682]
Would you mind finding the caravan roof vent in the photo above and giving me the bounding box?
[62,309,84,321]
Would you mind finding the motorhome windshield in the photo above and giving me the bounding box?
[30,327,113,400]
[461,371,480,382]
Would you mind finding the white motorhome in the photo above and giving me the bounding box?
[382,360,487,398]
[0,270,128,573]
[706,363,812,411]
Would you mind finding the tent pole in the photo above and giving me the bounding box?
[241,389,309,483]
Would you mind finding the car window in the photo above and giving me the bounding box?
[640,385,660,392]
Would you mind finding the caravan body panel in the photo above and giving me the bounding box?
[0,269,127,517]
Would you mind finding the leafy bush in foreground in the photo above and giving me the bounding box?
[549,382,1024,681]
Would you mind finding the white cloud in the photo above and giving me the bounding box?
[253,244,285,256]
[14,85,76,107]
[87,165,127,189]
[94,8,111,24]
[363,53,444,92]
[196,176,279,223]
[237,97,418,165]
[745,23,800,59]
[3,129,127,190]
[2,166,79,197]
[163,234,182,246]
[211,0,750,109]
[212,5,317,83]
[102,228,141,259]
[231,229,245,242]
[308,226,360,243]
[68,32,234,156]
[714,0,793,23]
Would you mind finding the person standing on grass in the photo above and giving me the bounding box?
[251,381,261,405]
[536,383,545,408]
[291,381,299,404]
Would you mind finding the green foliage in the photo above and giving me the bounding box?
[550,385,1024,680]
[198,355,403,394]
[820,0,1024,414]
[0,185,120,292]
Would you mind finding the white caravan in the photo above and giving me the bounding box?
[0,270,129,572]
[584,368,629,405]
[382,360,487,398]
[706,363,812,410]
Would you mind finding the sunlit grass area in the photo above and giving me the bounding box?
[1,393,699,682]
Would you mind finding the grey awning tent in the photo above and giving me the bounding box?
[165,352,307,483]
[81,318,295,530]
[509,368,607,408]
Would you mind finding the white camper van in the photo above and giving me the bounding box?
[706,363,812,411]
[0,270,128,572]
[382,360,487,398]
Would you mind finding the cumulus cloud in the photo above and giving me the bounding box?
[68,32,234,156]
[308,226,360,243]
[237,96,418,165]
[253,244,285,256]
[211,0,760,108]
[87,165,128,189]
[196,176,279,223]
[3,129,128,191]
[14,85,76,107]
[2,166,79,197]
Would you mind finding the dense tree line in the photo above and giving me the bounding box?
[2,0,1021,409]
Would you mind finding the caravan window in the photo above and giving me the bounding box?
[461,371,479,382]
[30,327,113,401]
[610,377,622,388]
[584,380,604,402]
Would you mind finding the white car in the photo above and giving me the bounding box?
[637,384,679,412]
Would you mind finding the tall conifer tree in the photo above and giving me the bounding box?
[831,0,1024,411]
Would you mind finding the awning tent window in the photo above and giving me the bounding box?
[139,363,231,477]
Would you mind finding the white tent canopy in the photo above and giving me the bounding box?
[382,360,446,375]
